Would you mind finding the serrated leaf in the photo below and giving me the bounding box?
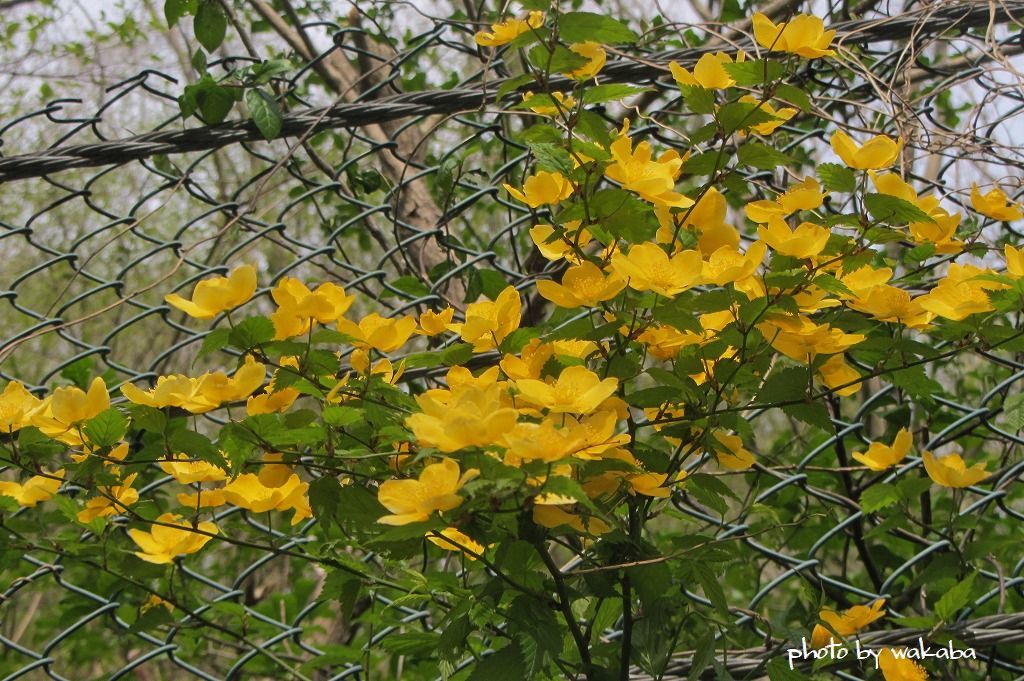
[860,482,900,513]
[193,0,227,52]
[582,84,650,105]
[1001,393,1024,431]
[716,101,779,134]
[683,150,726,176]
[527,44,589,74]
[738,142,792,170]
[228,316,274,349]
[783,401,832,431]
[817,163,855,193]
[197,328,230,359]
[83,408,128,449]
[679,85,716,114]
[935,573,976,621]
[245,88,282,140]
[722,59,783,86]
[692,562,729,617]
[557,12,637,43]
[774,83,811,112]
[164,0,196,27]
[865,193,935,225]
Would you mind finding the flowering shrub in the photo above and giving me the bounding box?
[2,5,1024,681]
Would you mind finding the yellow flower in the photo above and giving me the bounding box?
[407,382,518,452]
[128,513,218,564]
[428,527,486,559]
[817,354,861,396]
[418,307,455,336]
[852,429,912,471]
[246,386,299,415]
[448,285,522,351]
[77,473,139,523]
[879,649,928,681]
[500,338,596,379]
[746,178,826,223]
[337,313,417,353]
[269,277,355,340]
[922,451,988,488]
[870,173,963,253]
[971,183,1022,221]
[636,324,703,360]
[702,241,767,286]
[625,472,671,498]
[30,378,110,443]
[502,418,582,464]
[536,261,625,308]
[0,469,63,508]
[514,365,618,415]
[811,599,886,647]
[474,11,543,47]
[758,315,865,362]
[141,595,175,614]
[670,51,744,89]
[0,381,42,433]
[258,453,294,488]
[568,41,606,79]
[1006,245,1024,278]
[830,130,902,169]
[220,473,311,525]
[756,217,830,259]
[522,90,576,116]
[839,265,893,299]
[752,12,835,58]
[530,223,591,262]
[504,171,574,207]
[710,430,755,470]
[916,279,992,321]
[532,498,610,535]
[848,285,932,329]
[611,243,702,297]
[738,95,797,135]
[159,453,228,484]
[164,264,256,320]
[377,458,479,526]
[606,121,692,208]
[122,356,265,415]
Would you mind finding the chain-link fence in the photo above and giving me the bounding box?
[2,2,1024,679]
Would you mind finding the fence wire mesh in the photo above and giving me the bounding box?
[1,1,1024,679]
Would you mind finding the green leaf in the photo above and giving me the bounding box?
[783,401,832,431]
[935,573,976,621]
[865,193,935,225]
[381,275,431,299]
[323,406,362,428]
[817,163,856,193]
[168,429,226,471]
[528,142,574,174]
[860,482,900,513]
[496,74,535,102]
[83,408,128,449]
[738,142,792,170]
[1001,393,1024,431]
[197,327,230,359]
[245,88,282,140]
[692,562,729,617]
[774,83,811,112]
[60,357,94,390]
[467,643,527,681]
[757,366,807,403]
[556,12,637,43]
[308,476,342,527]
[527,45,589,74]
[380,632,442,655]
[716,101,779,134]
[813,274,855,297]
[228,316,274,349]
[582,84,650,105]
[722,59,783,86]
[679,85,716,115]
[889,364,942,399]
[164,0,196,27]
[193,0,227,52]
[683,150,726,176]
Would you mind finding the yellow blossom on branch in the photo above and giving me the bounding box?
[756,217,830,259]
[514,365,618,415]
[752,12,836,58]
[269,277,355,340]
[448,285,522,351]
[830,130,902,169]
[503,171,574,207]
[418,307,455,336]
[811,599,886,647]
[567,41,606,79]
[428,527,486,559]
[879,649,929,681]
[377,458,479,526]
[164,264,256,320]
[128,513,218,564]
[474,11,543,47]
[971,183,1022,221]
[605,121,691,208]
[851,429,912,471]
[337,313,417,353]
[611,243,702,297]
[669,51,744,89]
[0,381,42,433]
[536,261,625,308]
[922,451,988,488]
[0,470,64,508]
[77,473,140,523]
